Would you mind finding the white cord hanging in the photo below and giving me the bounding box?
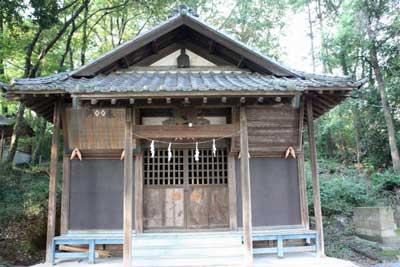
[150,140,155,158]
[168,142,172,162]
[212,139,217,157]
[195,142,200,162]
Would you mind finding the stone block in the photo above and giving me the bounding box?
[353,207,398,244]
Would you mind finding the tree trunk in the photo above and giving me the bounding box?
[81,1,89,66]
[306,0,316,73]
[0,11,4,77]
[352,106,362,165]
[6,104,25,163]
[326,129,335,158]
[367,27,400,173]
[31,118,47,164]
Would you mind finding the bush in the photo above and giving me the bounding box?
[309,177,377,216]
[370,170,400,206]
[306,159,379,216]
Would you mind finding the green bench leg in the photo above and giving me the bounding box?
[277,236,284,258]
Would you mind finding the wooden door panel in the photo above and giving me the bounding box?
[209,187,229,227]
[164,188,185,227]
[187,187,209,228]
[143,188,185,229]
[143,188,163,228]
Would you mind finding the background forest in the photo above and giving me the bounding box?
[0,0,399,266]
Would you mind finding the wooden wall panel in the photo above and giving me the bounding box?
[232,104,300,153]
[66,107,125,150]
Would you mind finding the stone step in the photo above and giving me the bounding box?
[130,232,244,266]
[133,237,241,247]
[132,246,244,257]
[132,255,244,267]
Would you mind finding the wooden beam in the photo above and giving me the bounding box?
[151,40,159,54]
[208,40,215,54]
[135,153,143,234]
[123,108,134,267]
[60,155,70,235]
[228,154,238,230]
[45,99,62,263]
[133,124,235,139]
[237,57,245,68]
[239,106,253,266]
[73,91,301,99]
[306,97,324,256]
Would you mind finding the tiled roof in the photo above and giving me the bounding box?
[8,68,364,94]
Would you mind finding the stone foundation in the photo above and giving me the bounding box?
[394,205,400,228]
[353,207,398,244]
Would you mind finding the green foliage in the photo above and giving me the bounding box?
[0,163,61,223]
[306,160,379,216]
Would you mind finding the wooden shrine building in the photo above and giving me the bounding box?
[2,6,365,267]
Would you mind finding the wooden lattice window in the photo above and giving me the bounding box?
[143,149,184,186]
[188,149,228,185]
[143,148,228,186]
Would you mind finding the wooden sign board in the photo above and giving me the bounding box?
[65,107,126,150]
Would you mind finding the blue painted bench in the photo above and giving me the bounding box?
[51,235,123,265]
[246,230,318,258]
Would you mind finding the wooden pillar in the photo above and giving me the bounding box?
[45,99,62,263]
[135,153,143,234]
[228,154,238,230]
[298,98,309,229]
[60,155,70,235]
[239,106,253,266]
[306,97,325,256]
[60,106,70,235]
[123,108,134,267]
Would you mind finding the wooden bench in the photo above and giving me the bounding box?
[51,235,123,265]
[247,230,318,258]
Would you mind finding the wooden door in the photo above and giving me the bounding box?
[143,148,229,230]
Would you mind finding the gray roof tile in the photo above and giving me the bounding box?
[8,68,365,94]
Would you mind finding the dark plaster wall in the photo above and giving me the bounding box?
[69,159,134,230]
[236,157,301,227]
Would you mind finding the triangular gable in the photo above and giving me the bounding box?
[71,10,296,77]
[151,49,215,67]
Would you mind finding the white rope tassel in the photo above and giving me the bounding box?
[195,142,200,162]
[150,140,155,158]
[168,142,172,162]
[212,139,217,157]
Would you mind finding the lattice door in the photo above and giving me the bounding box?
[143,147,229,230]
